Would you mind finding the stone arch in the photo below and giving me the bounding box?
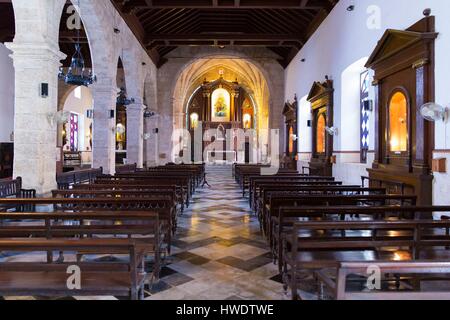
[172,57,272,134]
[69,1,116,87]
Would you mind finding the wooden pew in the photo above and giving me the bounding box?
[51,189,178,236]
[125,171,196,194]
[147,164,205,187]
[280,206,450,300]
[233,164,270,180]
[318,261,450,300]
[249,178,341,210]
[255,186,386,221]
[70,184,184,212]
[0,211,164,274]
[0,238,150,300]
[239,170,300,195]
[96,175,191,208]
[116,163,138,174]
[269,195,417,270]
[56,168,103,190]
[0,197,176,254]
[0,177,36,212]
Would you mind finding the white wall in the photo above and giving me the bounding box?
[62,86,93,164]
[286,0,450,203]
[0,43,14,143]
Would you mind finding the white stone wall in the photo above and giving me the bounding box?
[287,0,450,196]
[0,44,14,143]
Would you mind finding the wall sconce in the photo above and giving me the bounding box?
[363,100,373,112]
[291,134,298,141]
[47,111,70,126]
[325,127,339,136]
[144,109,156,118]
[86,109,94,119]
[40,83,49,98]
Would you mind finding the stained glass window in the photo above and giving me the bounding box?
[360,70,370,163]
[70,113,79,152]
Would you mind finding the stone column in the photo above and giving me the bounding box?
[6,44,66,195]
[92,85,117,174]
[126,103,145,168]
[5,0,66,195]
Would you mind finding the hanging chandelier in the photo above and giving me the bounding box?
[59,44,96,86]
[116,88,135,106]
[58,1,96,86]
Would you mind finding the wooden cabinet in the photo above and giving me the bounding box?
[365,15,437,205]
[307,77,334,177]
[282,96,298,170]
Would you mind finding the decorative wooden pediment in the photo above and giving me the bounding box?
[282,96,297,119]
[365,26,438,69]
[307,78,333,103]
[202,77,240,92]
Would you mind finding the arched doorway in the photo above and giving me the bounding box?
[56,2,94,173]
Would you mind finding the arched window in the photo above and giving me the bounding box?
[316,113,326,154]
[190,113,199,129]
[388,91,408,153]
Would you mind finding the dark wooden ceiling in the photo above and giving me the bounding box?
[111,0,339,68]
[0,0,338,69]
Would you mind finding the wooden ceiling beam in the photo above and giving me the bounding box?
[144,33,303,43]
[119,0,329,9]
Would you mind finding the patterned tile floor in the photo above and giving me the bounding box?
[1,165,317,301]
[145,165,288,300]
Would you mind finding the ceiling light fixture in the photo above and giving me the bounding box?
[58,0,97,87]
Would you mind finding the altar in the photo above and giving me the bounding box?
[206,150,237,164]
[187,72,256,163]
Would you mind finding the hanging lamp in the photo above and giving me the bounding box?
[58,0,96,86]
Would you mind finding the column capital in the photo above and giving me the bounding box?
[6,42,66,64]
